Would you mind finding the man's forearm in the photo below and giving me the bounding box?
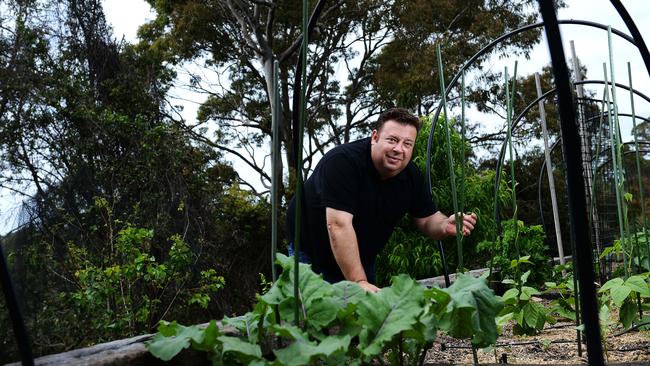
[328,224,367,282]
[415,211,450,240]
[325,208,367,282]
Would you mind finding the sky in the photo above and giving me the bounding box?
[0,0,649,235]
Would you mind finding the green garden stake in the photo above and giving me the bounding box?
[436,44,463,272]
[460,71,467,229]
[505,63,521,264]
[292,0,310,326]
[271,60,280,283]
[603,63,628,278]
[627,62,650,261]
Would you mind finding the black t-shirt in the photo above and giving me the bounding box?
[287,137,437,282]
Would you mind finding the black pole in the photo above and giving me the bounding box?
[609,0,650,77]
[0,242,35,365]
[538,1,604,365]
[436,240,451,287]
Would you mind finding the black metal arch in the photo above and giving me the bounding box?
[493,79,650,213]
[610,0,650,76]
[426,19,642,192]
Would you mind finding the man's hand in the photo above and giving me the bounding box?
[444,212,477,237]
[415,211,478,240]
[357,280,380,293]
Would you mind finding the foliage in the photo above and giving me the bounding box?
[147,254,503,365]
[498,266,555,336]
[66,221,225,337]
[0,1,272,362]
[139,0,549,193]
[598,273,650,329]
[544,263,577,321]
[376,221,442,286]
[477,218,550,287]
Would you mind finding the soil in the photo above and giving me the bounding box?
[424,320,650,365]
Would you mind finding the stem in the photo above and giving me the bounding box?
[471,345,479,365]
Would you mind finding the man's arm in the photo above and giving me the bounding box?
[325,207,380,292]
[414,211,477,240]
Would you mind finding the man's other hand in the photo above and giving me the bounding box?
[445,212,477,236]
[357,280,380,293]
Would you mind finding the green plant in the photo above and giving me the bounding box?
[545,264,577,321]
[377,222,442,286]
[497,260,555,335]
[67,224,224,336]
[477,219,550,287]
[598,273,650,329]
[147,254,503,365]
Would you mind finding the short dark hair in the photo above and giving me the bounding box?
[375,108,421,133]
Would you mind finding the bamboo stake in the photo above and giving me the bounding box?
[436,45,463,272]
[505,63,521,263]
[535,72,565,265]
[292,0,309,325]
[608,26,631,277]
[603,62,628,278]
[627,62,650,263]
[271,60,280,282]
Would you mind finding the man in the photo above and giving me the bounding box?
[287,108,477,292]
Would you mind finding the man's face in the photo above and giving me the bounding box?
[370,120,418,179]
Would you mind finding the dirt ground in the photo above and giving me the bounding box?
[425,320,650,365]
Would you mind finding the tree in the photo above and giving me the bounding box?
[0,0,272,361]
[140,0,551,196]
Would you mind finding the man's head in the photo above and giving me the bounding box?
[371,108,420,179]
[375,108,422,133]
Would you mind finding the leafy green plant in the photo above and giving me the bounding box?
[67,223,224,336]
[147,254,503,365]
[497,259,555,335]
[377,222,442,286]
[477,219,550,287]
[598,273,650,329]
[544,265,577,321]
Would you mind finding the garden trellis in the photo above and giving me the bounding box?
[419,1,650,365]
[274,1,649,366]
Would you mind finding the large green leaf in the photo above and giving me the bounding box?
[192,320,220,352]
[599,277,624,293]
[262,254,334,310]
[357,274,425,357]
[619,300,637,329]
[146,322,210,361]
[519,286,540,301]
[307,297,341,330]
[218,335,263,363]
[625,275,650,297]
[611,285,632,307]
[269,323,309,343]
[147,333,192,361]
[273,335,352,366]
[439,274,503,347]
[522,302,546,331]
[332,281,365,309]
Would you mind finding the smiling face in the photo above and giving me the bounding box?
[370,120,418,179]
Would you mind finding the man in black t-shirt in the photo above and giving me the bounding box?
[287,108,477,292]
